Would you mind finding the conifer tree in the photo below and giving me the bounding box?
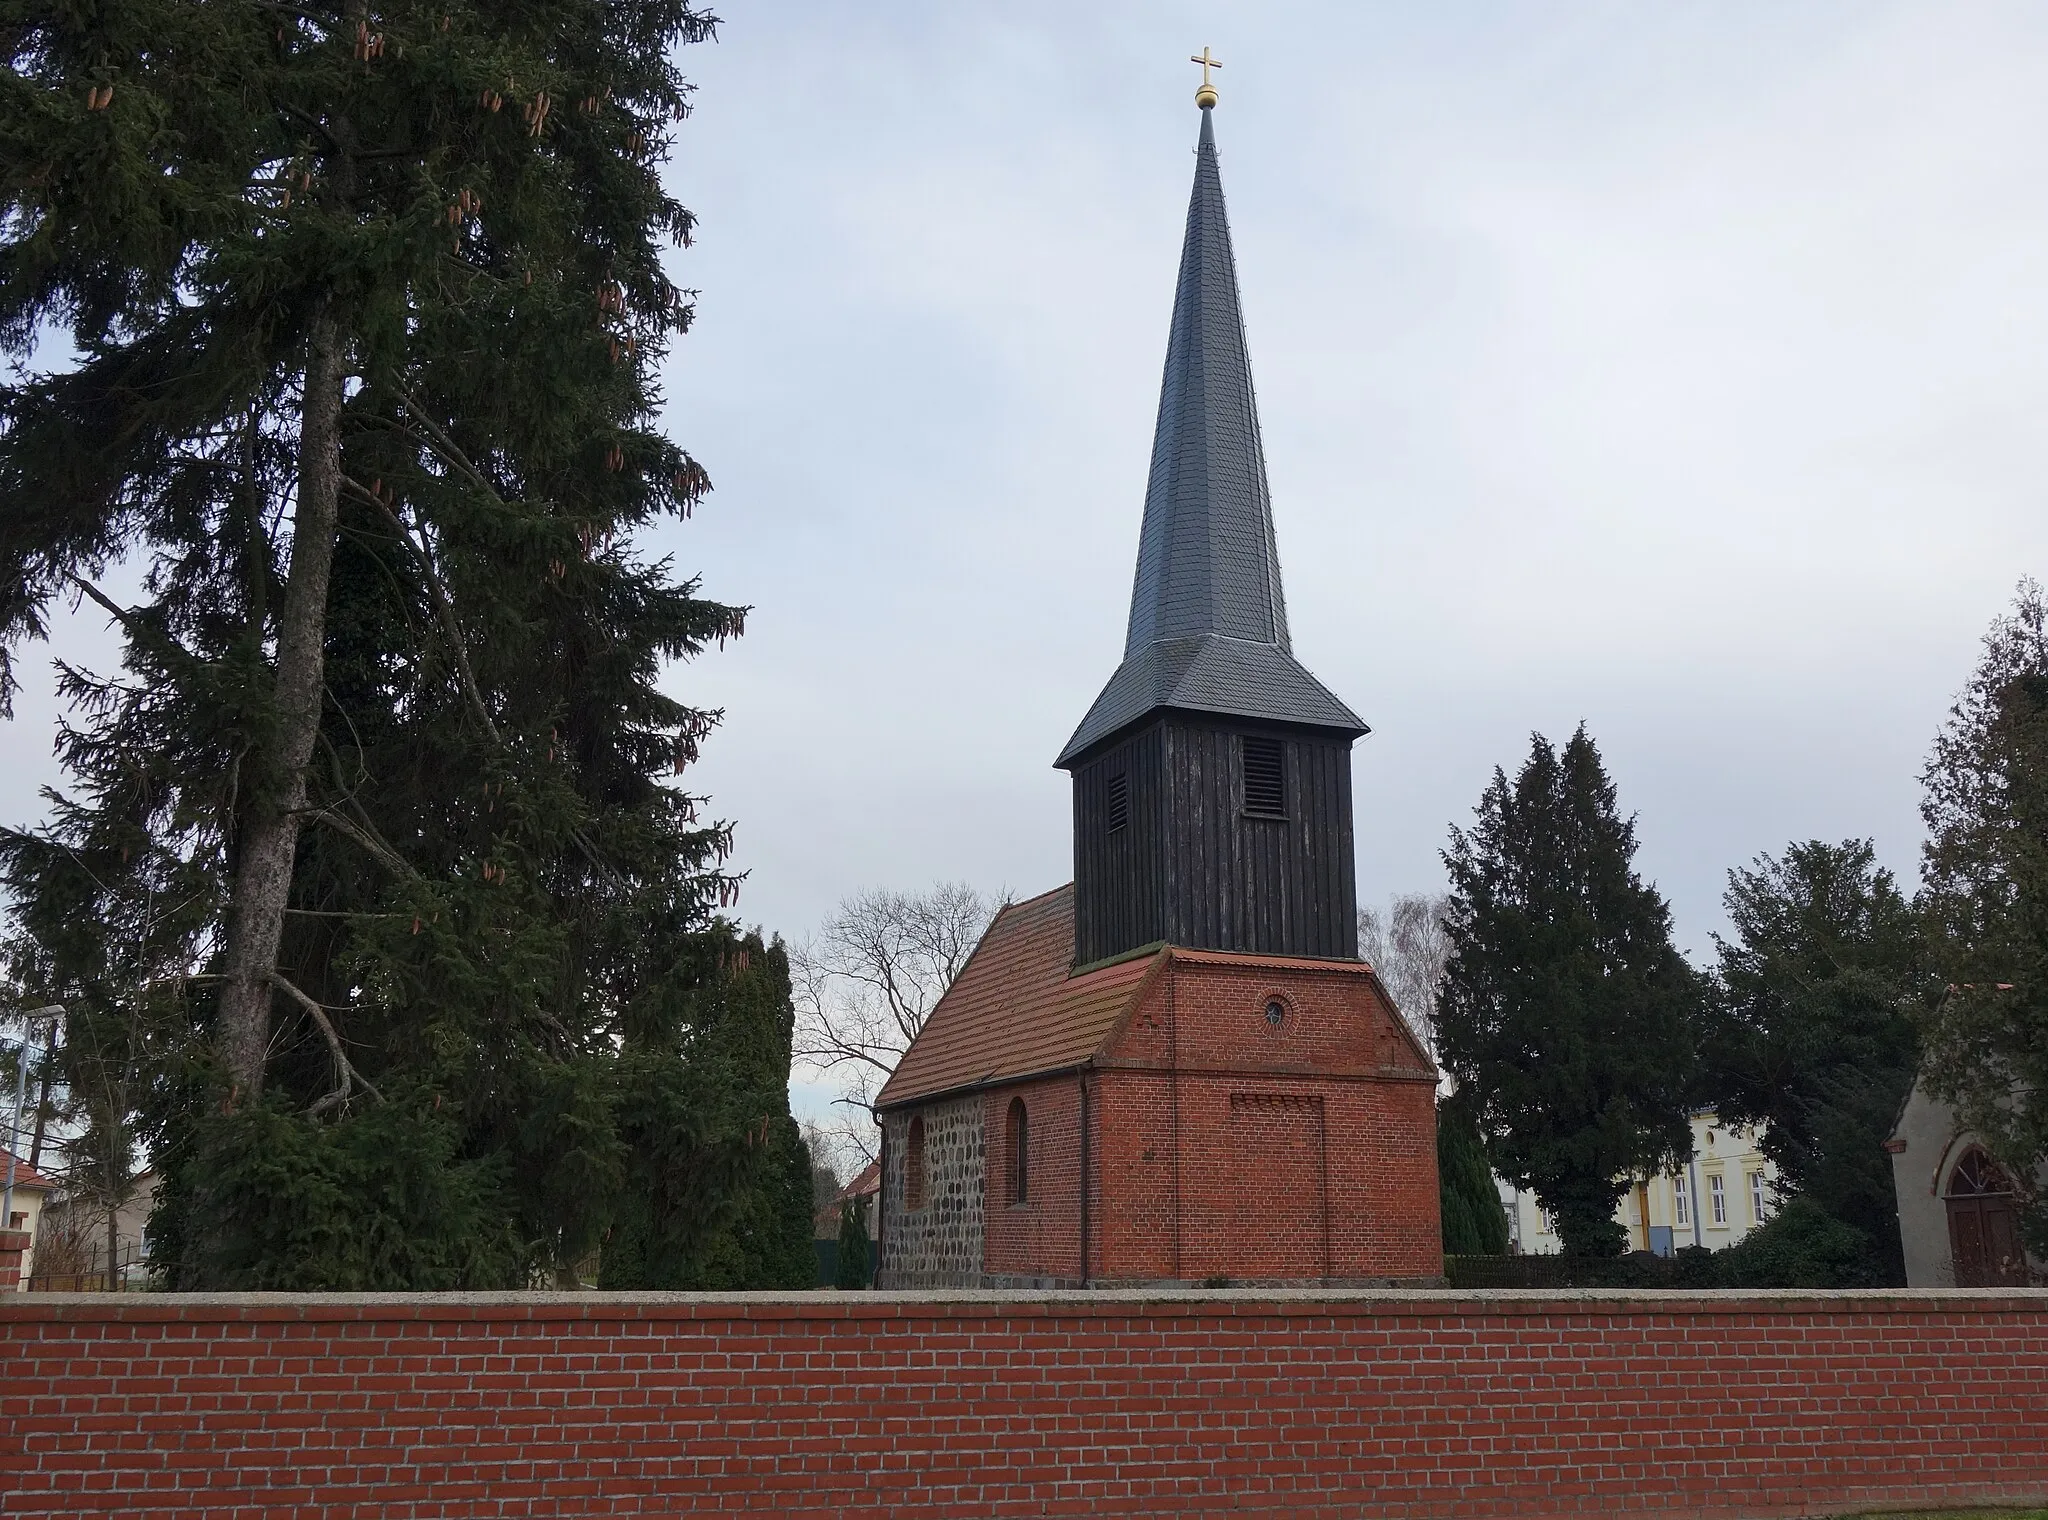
[1438,726,1701,1256]
[1700,839,1925,1282]
[1436,1090,1510,1257]
[1919,580,2048,1254]
[835,1197,872,1290]
[601,931,815,1290]
[0,3,786,1286]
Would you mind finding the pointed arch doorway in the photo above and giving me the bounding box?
[1945,1148,2027,1287]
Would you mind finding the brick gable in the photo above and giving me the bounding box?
[877,889,1442,1288]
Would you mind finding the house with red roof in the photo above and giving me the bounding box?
[1,1148,60,1290]
[816,1159,879,1242]
[873,92,1441,1289]
[843,1160,879,1238]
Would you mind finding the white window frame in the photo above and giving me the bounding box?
[1672,1177,1689,1228]
[1709,1172,1727,1225]
[1749,1170,1767,1224]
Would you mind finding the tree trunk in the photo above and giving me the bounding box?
[105,1206,119,1291]
[216,308,347,1100]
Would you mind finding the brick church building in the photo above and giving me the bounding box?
[873,86,1441,1288]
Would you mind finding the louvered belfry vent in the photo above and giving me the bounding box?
[1106,772,1130,834]
[1241,737,1285,817]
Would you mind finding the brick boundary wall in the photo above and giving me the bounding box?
[4,1289,2045,1518]
[0,1227,27,1291]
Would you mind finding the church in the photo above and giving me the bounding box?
[873,73,1442,1289]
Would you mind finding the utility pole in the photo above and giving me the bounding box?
[29,1021,57,1170]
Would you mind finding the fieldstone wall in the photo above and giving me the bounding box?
[877,1096,983,1288]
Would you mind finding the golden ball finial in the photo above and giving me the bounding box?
[1190,48,1221,109]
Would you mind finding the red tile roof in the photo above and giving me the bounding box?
[837,1160,880,1202]
[0,1149,58,1193]
[875,884,1160,1110]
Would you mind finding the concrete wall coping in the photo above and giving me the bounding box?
[4,1285,2044,1324]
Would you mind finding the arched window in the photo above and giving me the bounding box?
[1947,1147,2014,1197]
[1007,1097,1029,1206]
[905,1116,927,1211]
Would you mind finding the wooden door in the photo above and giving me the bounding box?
[1945,1148,2028,1287]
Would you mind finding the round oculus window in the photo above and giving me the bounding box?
[1263,998,1286,1028]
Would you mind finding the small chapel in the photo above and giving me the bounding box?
[873,69,1442,1288]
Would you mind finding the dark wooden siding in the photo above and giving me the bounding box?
[1070,714,1357,964]
[1071,724,1167,965]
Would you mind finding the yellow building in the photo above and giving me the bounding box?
[1502,1112,1781,1256]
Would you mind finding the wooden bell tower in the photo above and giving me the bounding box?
[1056,97,1366,968]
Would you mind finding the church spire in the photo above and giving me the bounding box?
[1056,94,1364,768]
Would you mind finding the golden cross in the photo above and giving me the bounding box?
[1189,48,1222,89]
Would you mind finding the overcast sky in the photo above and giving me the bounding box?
[649,3,2048,937]
[7,5,2048,1125]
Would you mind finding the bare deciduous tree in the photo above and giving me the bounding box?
[792,882,1001,1165]
[798,1119,844,1212]
[1359,893,1451,1056]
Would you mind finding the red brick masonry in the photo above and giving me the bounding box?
[0,1228,29,1292]
[4,1289,2045,1518]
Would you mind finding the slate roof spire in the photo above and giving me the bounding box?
[1056,98,1366,767]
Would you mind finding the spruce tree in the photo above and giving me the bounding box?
[1918,580,2048,1255]
[0,4,786,1286]
[1700,839,1925,1282]
[1438,726,1700,1257]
